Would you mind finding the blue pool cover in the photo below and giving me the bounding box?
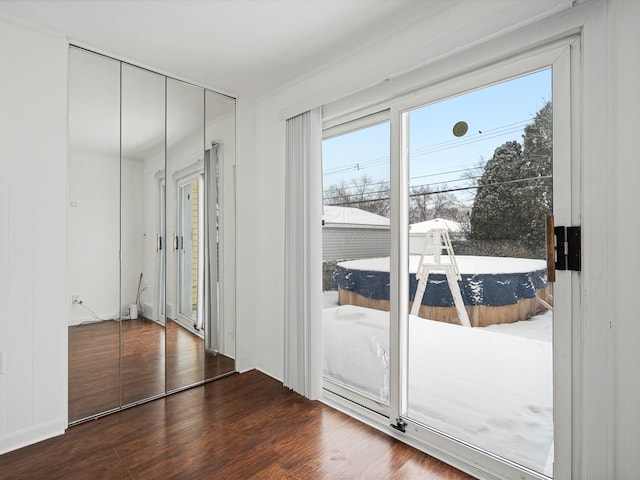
[333,264,547,307]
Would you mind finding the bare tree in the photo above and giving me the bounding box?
[325,174,470,224]
[409,184,462,224]
[324,174,390,217]
[409,185,431,223]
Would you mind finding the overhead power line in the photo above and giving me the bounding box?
[324,175,552,207]
[322,115,541,177]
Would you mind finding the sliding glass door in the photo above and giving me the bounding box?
[401,69,554,476]
[322,43,575,479]
[321,117,391,415]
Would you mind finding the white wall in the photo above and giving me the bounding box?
[611,0,640,477]
[0,18,67,453]
[234,97,257,372]
[120,156,145,312]
[67,150,120,324]
[67,151,145,325]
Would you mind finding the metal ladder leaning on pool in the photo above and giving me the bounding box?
[410,227,471,327]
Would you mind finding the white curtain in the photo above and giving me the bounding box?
[284,108,323,399]
[204,145,219,351]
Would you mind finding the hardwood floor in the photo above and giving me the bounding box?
[0,370,476,479]
[121,318,165,405]
[165,319,235,391]
[69,318,234,423]
[68,320,121,421]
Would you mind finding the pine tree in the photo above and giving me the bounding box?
[470,101,552,249]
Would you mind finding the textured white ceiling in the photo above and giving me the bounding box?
[0,0,452,98]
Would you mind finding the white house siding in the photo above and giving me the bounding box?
[322,226,390,261]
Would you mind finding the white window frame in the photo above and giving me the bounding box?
[174,169,205,337]
[320,37,581,480]
[321,110,392,417]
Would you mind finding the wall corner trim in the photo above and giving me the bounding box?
[0,418,67,455]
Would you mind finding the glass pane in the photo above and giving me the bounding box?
[120,63,166,406]
[322,121,391,411]
[405,69,553,475]
[67,47,121,421]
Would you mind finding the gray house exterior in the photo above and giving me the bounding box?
[322,206,390,261]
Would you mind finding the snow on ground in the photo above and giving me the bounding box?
[484,309,552,342]
[322,291,553,476]
[323,290,339,309]
[337,255,546,274]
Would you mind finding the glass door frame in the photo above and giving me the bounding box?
[319,38,580,480]
[321,111,392,417]
[175,170,205,337]
[387,41,577,480]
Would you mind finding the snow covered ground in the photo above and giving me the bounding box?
[337,255,547,275]
[322,290,553,476]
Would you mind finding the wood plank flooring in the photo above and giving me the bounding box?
[68,320,121,421]
[0,370,476,480]
[69,318,234,423]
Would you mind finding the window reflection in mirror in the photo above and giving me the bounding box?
[166,78,206,392]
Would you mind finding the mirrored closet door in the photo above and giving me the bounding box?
[68,48,121,422]
[67,46,236,424]
[120,63,167,406]
[165,78,206,392]
[204,90,236,380]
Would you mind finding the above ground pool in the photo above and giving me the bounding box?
[333,255,551,327]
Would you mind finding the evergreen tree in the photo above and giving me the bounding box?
[470,101,552,248]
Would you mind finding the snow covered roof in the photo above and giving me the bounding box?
[409,218,462,234]
[322,205,390,226]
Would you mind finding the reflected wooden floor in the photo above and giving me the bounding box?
[0,370,476,479]
[165,319,235,391]
[122,318,165,405]
[68,320,120,421]
[69,318,234,423]
[165,319,203,391]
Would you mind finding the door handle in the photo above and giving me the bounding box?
[545,214,556,283]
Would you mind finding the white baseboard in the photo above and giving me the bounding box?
[0,418,66,455]
[67,315,96,326]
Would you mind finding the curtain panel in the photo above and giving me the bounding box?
[204,145,219,350]
[284,108,323,399]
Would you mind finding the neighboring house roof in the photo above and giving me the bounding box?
[322,205,390,226]
[409,218,462,234]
